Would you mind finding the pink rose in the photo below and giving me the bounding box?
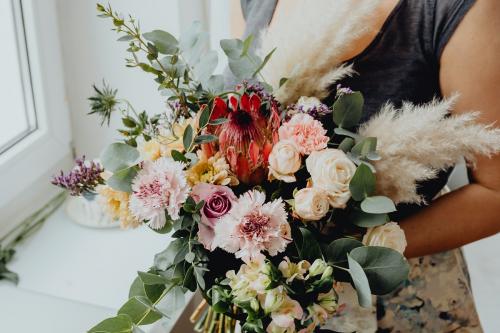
[278,113,329,155]
[191,183,236,250]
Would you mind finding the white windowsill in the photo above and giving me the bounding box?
[0,202,189,333]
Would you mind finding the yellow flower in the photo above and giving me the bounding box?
[186,151,239,186]
[138,138,162,162]
[159,116,199,157]
[98,185,141,229]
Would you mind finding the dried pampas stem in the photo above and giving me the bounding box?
[258,0,383,105]
[359,95,500,204]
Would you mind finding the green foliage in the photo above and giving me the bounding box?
[137,271,168,285]
[106,167,137,192]
[296,228,323,262]
[100,143,140,173]
[220,36,272,80]
[143,30,178,54]
[347,254,372,308]
[332,91,364,128]
[360,196,396,214]
[350,246,410,295]
[118,296,162,325]
[338,137,355,152]
[349,163,376,201]
[183,124,194,151]
[350,209,389,228]
[352,137,377,158]
[326,238,363,265]
[88,314,133,333]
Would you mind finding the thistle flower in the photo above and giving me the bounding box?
[51,156,104,196]
[88,82,118,126]
[205,94,281,184]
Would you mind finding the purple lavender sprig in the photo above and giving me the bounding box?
[51,156,105,197]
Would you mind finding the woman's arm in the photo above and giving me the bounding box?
[401,0,500,258]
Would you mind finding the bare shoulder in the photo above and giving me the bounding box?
[440,0,500,119]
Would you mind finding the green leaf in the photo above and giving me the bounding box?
[118,296,162,325]
[205,75,225,94]
[122,117,136,128]
[198,106,211,129]
[138,271,167,285]
[182,124,193,151]
[154,238,188,270]
[349,163,376,201]
[117,35,134,42]
[193,50,218,84]
[88,314,133,333]
[100,143,140,172]
[297,228,323,262]
[143,30,178,54]
[228,56,257,80]
[338,137,355,153]
[347,254,372,308]
[171,150,188,163]
[220,39,243,59]
[182,265,197,291]
[179,22,209,65]
[129,276,146,299]
[209,117,229,126]
[350,246,410,295]
[352,137,377,157]
[156,286,185,318]
[350,209,389,228]
[361,196,396,214]
[194,134,218,145]
[185,252,195,263]
[332,91,364,128]
[241,35,254,57]
[326,238,364,264]
[279,77,288,88]
[107,167,137,193]
[148,218,173,234]
[334,127,361,141]
[252,48,276,78]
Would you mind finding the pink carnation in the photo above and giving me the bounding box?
[191,183,236,250]
[278,113,329,155]
[213,190,291,262]
[129,157,189,229]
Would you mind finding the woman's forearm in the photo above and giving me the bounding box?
[400,183,500,258]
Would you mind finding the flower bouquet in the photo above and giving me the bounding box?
[52,4,500,333]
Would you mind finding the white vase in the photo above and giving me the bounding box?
[65,195,118,228]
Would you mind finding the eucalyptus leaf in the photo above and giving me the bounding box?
[349,163,376,201]
[198,106,211,129]
[332,91,364,128]
[138,271,167,285]
[100,143,140,172]
[350,246,410,295]
[88,314,133,333]
[107,167,137,193]
[326,238,363,264]
[350,210,389,228]
[347,254,372,308]
[118,296,162,325]
[205,75,225,94]
[241,35,254,57]
[334,127,361,141]
[179,22,209,65]
[220,38,243,59]
[252,48,276,78]
[228,56,257,80]
[154,238,187,270]
[156,286,185,318]
[183,124,193,151]
[352,137,377,157]
[194,134,218,145]
[338,137,355,153]
[361,196,396,214]
[143,30,178,55]
[193,50,218,84]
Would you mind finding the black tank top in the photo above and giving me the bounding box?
[239,0,476,220]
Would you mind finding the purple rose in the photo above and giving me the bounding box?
[191,183,237,250]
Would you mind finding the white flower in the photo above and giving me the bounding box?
[306,149,356,208]
[129,157,189,229]
[259,286,286,314]
[306,289,338,326]
[278,257,310,283]
[268,140,301,183]
[307,259,328,277]
[226,260,272,303]
[267,296,303,333]
[362,222,407,254]
[293,188,330,221]
[213,190,291,262]
[297,96,322,111]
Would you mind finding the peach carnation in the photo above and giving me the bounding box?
[278,113,329,155]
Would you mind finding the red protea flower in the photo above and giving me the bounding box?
[204,93,280,184]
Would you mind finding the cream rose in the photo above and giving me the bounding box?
[294,188,329,221]
[268,140,301,183]
[362,222,407,254]
[305,149,357,208]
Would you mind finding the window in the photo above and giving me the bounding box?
[0,0,72,235]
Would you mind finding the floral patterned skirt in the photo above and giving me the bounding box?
[324,248,483,333]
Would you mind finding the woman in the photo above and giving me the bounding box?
[231,0,500,332]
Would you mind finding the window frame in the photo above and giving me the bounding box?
[0,0,72,236]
